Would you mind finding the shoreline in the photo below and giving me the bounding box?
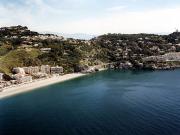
[0,67,178,100]
[0,68,107,100]
[0,73,87,100]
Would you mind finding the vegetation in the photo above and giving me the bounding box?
[0,49,41,74]
[0,26,180,73]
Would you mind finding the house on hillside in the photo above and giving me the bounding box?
[40,48,51,53]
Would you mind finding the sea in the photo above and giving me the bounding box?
[0,70,180,135]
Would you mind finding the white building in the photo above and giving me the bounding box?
[23,66,40,75]
[40,48,51,53]
[12,67,25,75]
[13,74,32,84]
[41,65,51,74]
[0,73,4,80]
[51,66,63,74]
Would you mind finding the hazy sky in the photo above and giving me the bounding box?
[0,0,180,34]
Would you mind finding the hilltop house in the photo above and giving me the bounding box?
[50,66,63,74]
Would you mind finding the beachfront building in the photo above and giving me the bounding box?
[50,66,63,74]
[23,66,40,75]
[32,72,48,78]
[41,65,51,74]
[13,74,32,84]
[0,73,4,80]
[12,67,25,75]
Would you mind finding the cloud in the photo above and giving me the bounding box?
[0,1,180,35]
[107,6,127,12]
[25,0,64,14]
[57,6,180,34]
[0,3,33,26]
[0,0,65,28]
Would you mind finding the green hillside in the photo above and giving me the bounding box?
[1,26,180,74]
[0,49,41,74]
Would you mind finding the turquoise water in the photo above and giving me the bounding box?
[0,70,180,135]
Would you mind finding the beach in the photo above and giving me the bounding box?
[0,73,86,99]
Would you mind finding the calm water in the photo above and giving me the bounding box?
[0,70,180,135]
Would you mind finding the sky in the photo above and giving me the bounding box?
[0,0,180,35]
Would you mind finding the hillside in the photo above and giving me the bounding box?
[0,26,180,74]
[92,33,180,69]
[0,26,104,74]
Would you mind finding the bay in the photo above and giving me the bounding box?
[0,70,180,135]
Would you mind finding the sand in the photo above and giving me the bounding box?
[0,73,86,99]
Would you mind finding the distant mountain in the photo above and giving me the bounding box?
[42,32,96,40]
[60,33,97,40]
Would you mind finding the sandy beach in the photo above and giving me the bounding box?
[0,73,86,99]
